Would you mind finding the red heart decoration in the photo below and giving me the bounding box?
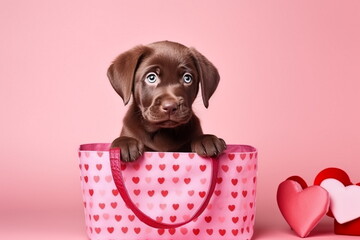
[231,179,238,186]
[132,163,140,171]
[314,168,352,186]
[112,189,119,196]
[231,192,238,198]
[170,216,177,222]
[205,216,212,223]
[242,190,247,197]
[228,205,235,211]
[157,228,165,235]
[132,177,140,184]
[277,178,330,238]
[157,177,165,184]
[314,168,357,218]
[96,164,102,170]
[161,190,168,197]
[187,203,194,210]
[99,203,105,209]
[314,168,360,236]
[184,178,191,184]
[168,228,176,235]
[159,164,166,171]
[128,215,135,221]
[133,189,140,196]
[192,229,200,235]
[287,176,308,189]
[214,190,221,196]
[172,165,179,171]
[335,219,360,236]
[219,229,226,236]
[221,165,229,172]
[180,228,187,235]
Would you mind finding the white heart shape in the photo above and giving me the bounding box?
[320,178,360,224]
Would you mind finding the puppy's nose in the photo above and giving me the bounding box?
[161,100,178,114]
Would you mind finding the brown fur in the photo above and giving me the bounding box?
[107,41,226,162]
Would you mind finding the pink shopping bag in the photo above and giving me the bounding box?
[78,143,257,240]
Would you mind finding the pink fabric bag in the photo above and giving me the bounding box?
[78,143,257,240]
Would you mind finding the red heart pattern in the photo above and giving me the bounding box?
[78,144,257,239]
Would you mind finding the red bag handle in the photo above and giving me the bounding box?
[110,148,219,229]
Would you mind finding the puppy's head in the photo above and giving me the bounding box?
[107,41,219,129]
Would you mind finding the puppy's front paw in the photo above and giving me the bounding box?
[191,134,226,158]
[111,136,144,162]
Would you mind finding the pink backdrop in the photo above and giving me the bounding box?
[1,0,359,239]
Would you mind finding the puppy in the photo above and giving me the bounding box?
[107,41,226,162]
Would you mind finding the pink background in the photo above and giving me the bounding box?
[1,0,359,239]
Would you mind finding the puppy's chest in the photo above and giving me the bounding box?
[146,130,190,152]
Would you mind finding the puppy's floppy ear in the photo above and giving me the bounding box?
[190,48,220,108]
[107,45,150,105]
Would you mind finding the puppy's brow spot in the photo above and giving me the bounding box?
[165,85,182,97]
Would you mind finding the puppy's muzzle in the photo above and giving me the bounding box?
[145,94,191,126]
[160,98,180,115]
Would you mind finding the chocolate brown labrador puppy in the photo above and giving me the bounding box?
[107,41,226,162]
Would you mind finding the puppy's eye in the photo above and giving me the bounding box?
[183,73,193,84]
[145,72,158,84]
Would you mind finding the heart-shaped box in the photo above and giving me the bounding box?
[334,219,360,236]
[314,168,360,236]
[277,176,330,238]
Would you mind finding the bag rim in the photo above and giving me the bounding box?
[79,143,257,154]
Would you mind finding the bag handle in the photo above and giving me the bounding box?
[110,148,219,229]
